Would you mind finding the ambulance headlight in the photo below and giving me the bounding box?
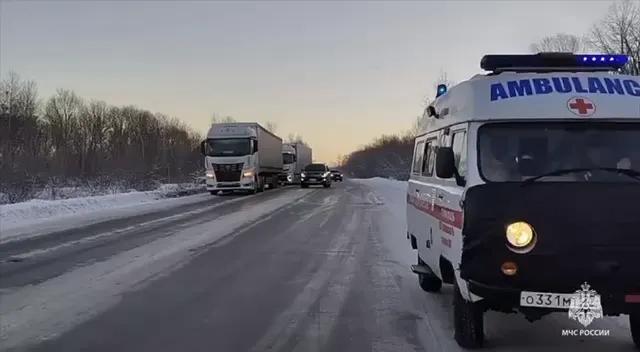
[206,172,215,178]
[505,221,536,252]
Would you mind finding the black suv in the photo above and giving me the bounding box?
[330,170,343,182]
[301,163,332,188]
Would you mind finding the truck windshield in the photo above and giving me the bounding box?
[283,153,296,164]
[206,138,251,157]
[478,122,640,182]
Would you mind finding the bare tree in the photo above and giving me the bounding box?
[264,121,277,133]
[286,133,307,145]
[530,33,585,53]
[211,113,237,124]
[589,0,640,75]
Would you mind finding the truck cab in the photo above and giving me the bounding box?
[406,53,640,349]
[281,143,297,184]
[201,123,282,194]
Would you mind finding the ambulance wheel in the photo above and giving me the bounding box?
[454,281,484,349]
[417,257,441,292]
[630,313,640,348]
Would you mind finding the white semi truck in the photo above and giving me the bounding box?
[281,142,312,184]
[201,123,283,194]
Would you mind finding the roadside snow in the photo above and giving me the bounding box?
[350,177,411,265]
[0,184,206,244]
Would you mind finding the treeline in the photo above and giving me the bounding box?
[341,0,640,180]
[0,72,202,203]
[340,132,415,180]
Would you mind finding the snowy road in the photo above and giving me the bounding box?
[0,180,636,351]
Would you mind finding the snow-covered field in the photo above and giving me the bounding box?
[0,183,206,244]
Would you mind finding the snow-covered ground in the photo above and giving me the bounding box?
[0,183,206,244]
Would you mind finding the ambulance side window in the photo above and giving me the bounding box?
[412,141,425,175]
[423,138,438,177]
[451,130,467,177]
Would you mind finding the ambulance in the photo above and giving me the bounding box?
[406,53,640,348]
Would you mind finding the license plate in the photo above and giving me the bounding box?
[520,291,576,309]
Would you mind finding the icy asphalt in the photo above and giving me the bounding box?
[0,180,635,352]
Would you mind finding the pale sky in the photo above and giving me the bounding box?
[1,0,614,163]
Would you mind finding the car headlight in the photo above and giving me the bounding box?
[301,172,306,178]
[322,172,330,177]
[206,172,215,178]
[506,221,536,252]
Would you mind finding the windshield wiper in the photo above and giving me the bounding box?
[521,167,640,186]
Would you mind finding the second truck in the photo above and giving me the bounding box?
[201,123,283,194]
[280,142,312,184]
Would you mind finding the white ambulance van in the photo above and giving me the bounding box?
[406,53,640,348]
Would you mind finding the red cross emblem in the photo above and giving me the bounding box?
[567,97,595,117]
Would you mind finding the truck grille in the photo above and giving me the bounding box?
[212,163,243,182]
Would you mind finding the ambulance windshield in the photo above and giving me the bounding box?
[478,122,640,182]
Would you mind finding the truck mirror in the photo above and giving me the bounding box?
[253,140,258,154]
[200,140,206,156]
[436,147,456,179]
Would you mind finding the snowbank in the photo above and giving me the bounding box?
[350,177,413,266]
[0,183,206,243]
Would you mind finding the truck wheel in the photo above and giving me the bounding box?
[631,313,640,348]
[257,176,265,192]
[453,281,484,349]
[417,257,442,292]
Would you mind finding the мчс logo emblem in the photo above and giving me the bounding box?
[568,282,603,327]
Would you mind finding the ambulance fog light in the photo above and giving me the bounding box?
[501,261,518,276]
[505,221,536,252]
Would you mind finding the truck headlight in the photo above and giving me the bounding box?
[206,172,215,178]
[506,221,536,251]
[301,172,306,178]
[243,170,254,178]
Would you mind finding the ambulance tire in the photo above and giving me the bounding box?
[454,281,484,349]
[630,313,640,348]
[417,257,441,292]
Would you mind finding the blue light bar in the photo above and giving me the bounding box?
[481,53,629,72]
[436,84,447,98]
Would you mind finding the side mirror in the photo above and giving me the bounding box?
[200,140,206,156]
[436,147,455,179]
[252,140,258,154]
